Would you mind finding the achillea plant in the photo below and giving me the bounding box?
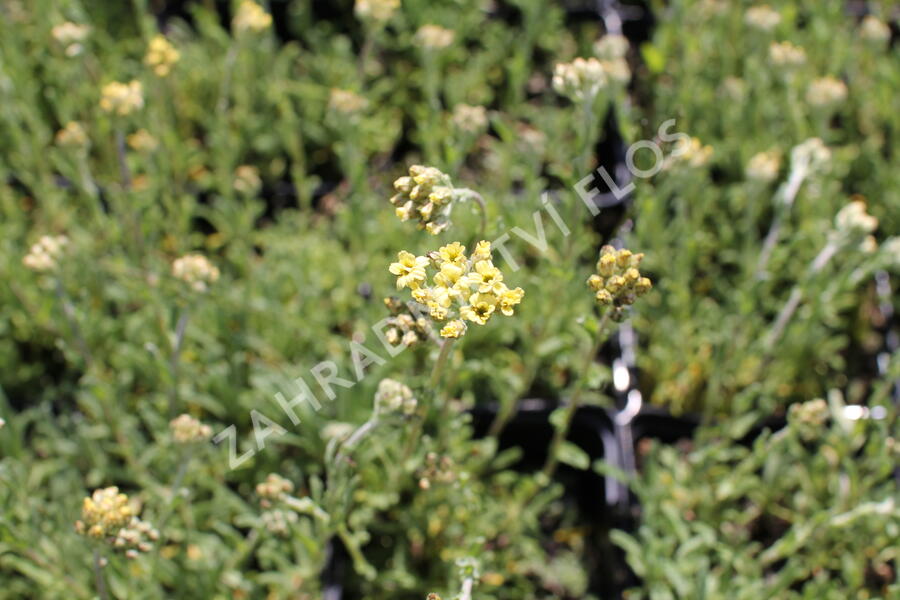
[544,246,651,476]
[388,241,524,338]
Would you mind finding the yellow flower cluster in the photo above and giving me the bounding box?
[145,35,180,77]
[56,121,88,148]
[23,235,68,272]
[51,22,90,56]
[100,80,144,116]
[170,413,213,443]
[354,0,400,22]
[390,165,455,234]
[389,241,524,338]
[586,246,652,313]
[75,487,134,539]
[233,0,272,33]
[172,253,220,292]
[374,378,417,416]
[415,25,454,49]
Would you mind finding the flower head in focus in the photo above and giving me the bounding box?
[144,35,180,77]
[415,25,454,49]
[587,246,652,320]
[23,235,68,272]
[389,241,524,338]
[233,0,272,33]
[172,253,220,292]
[51,22,90,56]
[100,80,144,116]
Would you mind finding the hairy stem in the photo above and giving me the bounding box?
[542,310,611,479]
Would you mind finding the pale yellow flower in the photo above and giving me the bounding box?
[55,122,88,148]
[233,0,272,33]
[745,5,781,30]
[144,34,180,77]
[170,413,213,443]
[389,251,429,289]
[329,88,368,114]
[473,260,504,294]
[234,165,262,195]
[355,0,400,22]
[451,104,488,133]
[127,129,158,152]
[806,76,847,108]
[415,25,454,49]
[553,57,608,101]
[52,22,90,56]
[100,80,144,116]
[746,150,781,182]
[498,286,525,316]
[23,235,68,272]
[461,292,497,325]
[440,319,466,339]
[172,253,220,291]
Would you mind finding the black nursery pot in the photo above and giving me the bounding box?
[468,402,637,598]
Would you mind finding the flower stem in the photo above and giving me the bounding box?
[542,310,611,479]
[93,549,109,600]
[55,278,92,366]
[168,308,190,417]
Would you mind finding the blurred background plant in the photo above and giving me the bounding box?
[0,0,897,598]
